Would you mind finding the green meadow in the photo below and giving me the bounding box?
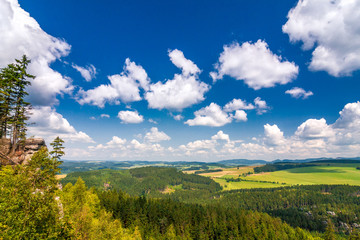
[212,164,360,190]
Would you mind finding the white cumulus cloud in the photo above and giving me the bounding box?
[254,97,270,115]
[77,58,149,107]
[285,87,313,99]
[186,97,269,127]
[144,127,171,142]
[28,106,94,144]
[185,103,232,127]
[264,124,286,146]
[283,0,360,76]
[333,102,360,129]
[233,110,247,122]
[168,49,201,76]
[211,130,230,142]
[295,118,334,139]
[145,49,209,111]
[117,110,144,124]
[172,114,184,121]
[210,40,299,90]
[107,136,127,147]
[223,98,255,112]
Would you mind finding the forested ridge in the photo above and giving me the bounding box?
[61,167,222,197]
[97,189,315,240]
[61,167,360,239]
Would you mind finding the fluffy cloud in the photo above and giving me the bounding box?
[145,49,209,111]
[295,118,334,139]
[77,58,149,107]
[168,49,200,76]
[172,114,184,121]
[285,87,313,99]
[233,110,247,122]
[76,49,208,111]
[117,110,144,124]
[179,139,217,156]
[107,136,127,146]
[254,97,270,115]
[223,99,255,112]
[210,40,299,90]
[72,64,97,82]
[0,0,73,105]
[178,131,244,157]
[185,103,232,127]
[186,97,269,127]
[28,106,94,144]
[144,127,171,142]
[264,124,286,146]
[333,102,360,129]
[88,128,170,159]
[211,130,230,142]
[332,102,360,145]
[283,0,360,76]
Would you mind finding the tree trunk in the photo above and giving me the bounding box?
[10,123,17,154]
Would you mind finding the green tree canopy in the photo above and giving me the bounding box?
[0,55,34,153]
[50,136,65,161]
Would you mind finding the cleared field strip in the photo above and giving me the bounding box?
[199,164,360,190]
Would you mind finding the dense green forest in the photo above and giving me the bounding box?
[215,185,360,234]
[97,189,316,240]
[59,160,228,174]
[61,167,360,239]
[61,167,222,197]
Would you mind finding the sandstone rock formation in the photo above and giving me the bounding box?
[0,138,46,165]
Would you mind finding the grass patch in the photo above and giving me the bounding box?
[244,165,360,186]
[215,178,288,190]
[196,166,255,178]
[205,164,360,190]
[56,174,67,180]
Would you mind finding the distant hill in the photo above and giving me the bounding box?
[217,159,267,166]
[273,157,360,163]
[61,167,222,196]
[60,157,360,174]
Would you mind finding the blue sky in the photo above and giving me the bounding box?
[1,0,360,161]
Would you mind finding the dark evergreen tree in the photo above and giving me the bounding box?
[0,63,17,139]
[9,55,34,153]
[0,55,34,152]
[50,136,65,161]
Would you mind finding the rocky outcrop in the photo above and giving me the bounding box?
[0,138,46,165]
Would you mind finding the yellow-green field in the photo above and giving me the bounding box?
[198,164,360,190]
[56,174,67,180]
[196,166,255,178]
[216,178,288,190]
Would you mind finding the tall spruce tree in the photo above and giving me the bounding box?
[10,55,34,153]
[0,63,17,139]
[50,136,65,161]
[0,55,34,152]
